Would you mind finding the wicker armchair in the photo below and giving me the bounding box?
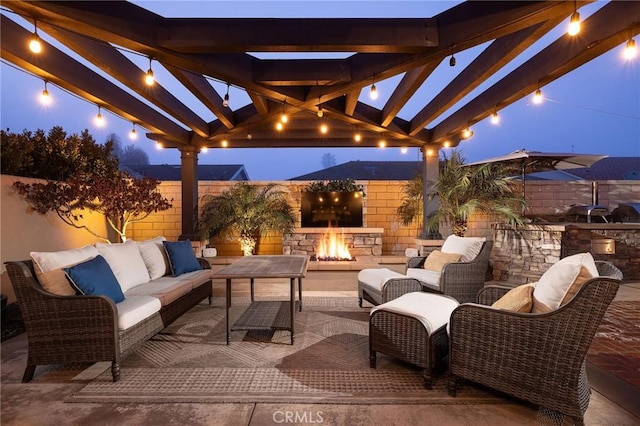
[5,258,212,383]
[405,241,493,303]
[447,261,622,425]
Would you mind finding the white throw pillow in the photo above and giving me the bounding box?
[532,252,599,313]
[137,236,170,280]
[30,245,99,296]
[95,240,150,292]
[441,235,486,262]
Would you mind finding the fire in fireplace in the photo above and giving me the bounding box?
[311,228,354,261]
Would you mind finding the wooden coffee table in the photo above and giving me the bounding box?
[213,255,308,345]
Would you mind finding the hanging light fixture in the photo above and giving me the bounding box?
[275,121,284,131]
[317,105,324,118]
[40,81,51,105]
[145,57,155,86]
[221,139,228,148]
[462,127,473,139]
[319,123,328,134]
[378,139,386,148]
[400,147,408,154]
[280,101,288,123]
[95,106,105,127]
[533,87,544,104]
[567,2,581,36]
[129,123,137,140]
[354,127,362,142]
[369,77,378,100]
[624,38,637,60]
[200,147,208,153]
[223,83,230,107]
[156,142,163,150]
[29,21,42,54]
[443,140,451,148]
[449,44,456,67]
[491,110,500,125]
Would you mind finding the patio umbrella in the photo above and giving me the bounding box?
[466,149,608,211]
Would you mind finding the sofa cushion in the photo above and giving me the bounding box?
[423,250,462,272]
[441,235,486,262]
[492,284,535,313]
[163,240,202,276]
[96,240,150,292]
[532,252,599,313]
[30,245,99,296]
[406,268,441,288]
[115,295,161,331]
[358,268,407,291]
[124,280,193,306]
[371,292,459,336]
[63,255,125,303]
[137,236,170,280]
[177,269,213,288]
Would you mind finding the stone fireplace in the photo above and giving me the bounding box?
[282,227,384,257]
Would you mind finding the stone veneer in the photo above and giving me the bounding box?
[282,227,384,257]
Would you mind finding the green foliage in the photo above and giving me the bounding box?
[198,182,296,255]
[396,150,526,236]
[1,127,119,180]
[13,171,172,243]
[304,179,365,196]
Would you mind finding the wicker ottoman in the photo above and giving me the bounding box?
[369,292,459,389]
[358,268,422,307]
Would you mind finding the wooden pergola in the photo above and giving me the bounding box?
[2,1,639,238]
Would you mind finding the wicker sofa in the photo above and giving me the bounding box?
[5,238,213,383]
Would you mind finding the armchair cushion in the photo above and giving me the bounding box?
[422,250,461,272]
[163,240,202,276]
[96,240,150,292]
[30,245,99,296]
[63,255,125,303]
[491,283,535,313]
[441,235,486,262]
[406,268,441,287]
[357,268,407,291]
[532,252,599,313]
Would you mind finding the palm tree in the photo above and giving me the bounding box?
[198,182,297,256]
[396,150,525,236]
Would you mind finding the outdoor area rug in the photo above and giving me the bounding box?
[68,297,507,405]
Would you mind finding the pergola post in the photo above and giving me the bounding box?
[419,146,442,240]
[178,147,199,241]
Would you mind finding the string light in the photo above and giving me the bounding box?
[378,138,386,148]
[223,83,230,107]
[354,129,362,142]
[369,77,378,100]
[94,106,105,127]
[491,111,500,125]
[200,147,208,153]
[461,127,473,139]
[39,81,51,105]
[449,44,456,67]
[221,139,228,147]
[624,38,637,60]
[533,88,544,104]
[145,57,155,86]
[319,123,328,134]
[155,142,163,150]
[443,140,451,148]
[29,21,42,54]
[275,121,284,131]
[280,101,288,123]
[567,7,581,36]
[400,147,408,154]
[317,105,324,118]
[129,123,137,140]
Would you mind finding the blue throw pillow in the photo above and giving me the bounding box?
[63,255,125,303]
[163,240,202,276]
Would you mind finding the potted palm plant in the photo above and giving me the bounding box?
[396,150,525,236]
[197,182,296,255]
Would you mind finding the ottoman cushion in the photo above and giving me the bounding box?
[358,268,408,291]
[371,292,459,335]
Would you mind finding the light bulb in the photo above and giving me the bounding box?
[533,88,543,104]
[29,35,42,54]
[370,83,378,100]
[401,147,408,154]
[276,122,284,131]
[280,112,288,123]
[449,55,456,67]
[317,106,324,118]
[40,83,51,105]
[443,141,451,148]
[491,112,500,125]
[354,132,362,142]
[624,38,637,60]
[567,11,581,36]
[378,139,386,148]
[145,68,155,86]
[95,108,105,127]
[200,147,208,153]
[221,139,228,148]
[462,127,473,139]
[320,123,328,134]
[223,93,229,107]
[129,126,137,140]
[156,142,163,150]
[246,132,253,140]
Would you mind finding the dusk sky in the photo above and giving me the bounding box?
[1,1,638,180]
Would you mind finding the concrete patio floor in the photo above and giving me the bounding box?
[2,274,639,425]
